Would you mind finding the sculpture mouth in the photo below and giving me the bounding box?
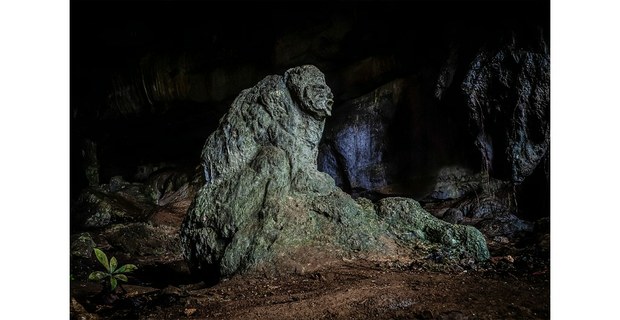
[324,99,334,116]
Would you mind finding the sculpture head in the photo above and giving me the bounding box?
[284,65,334,119]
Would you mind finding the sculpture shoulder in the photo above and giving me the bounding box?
[201,74,290,184]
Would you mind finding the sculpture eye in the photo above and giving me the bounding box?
[307,84,332,100]
[311,84,328,93]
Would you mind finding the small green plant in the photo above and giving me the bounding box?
[88,248,137,291]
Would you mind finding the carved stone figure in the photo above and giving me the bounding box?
[181,65,489,277]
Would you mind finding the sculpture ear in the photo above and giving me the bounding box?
[283,68,301,97]
[283,68,293,88]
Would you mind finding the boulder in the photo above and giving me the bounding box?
[70,232,96,259]
[70,298,100,320]
[377,198,489,261]
[422,170,534,239]
[426,166,481,201]
[181,65,489,278]
[102,222,182,258]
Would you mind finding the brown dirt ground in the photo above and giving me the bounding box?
[71,258,549,320]
[72,185,549,319]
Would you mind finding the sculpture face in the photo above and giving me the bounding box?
[284,65,334,119]
[301,82,334,118]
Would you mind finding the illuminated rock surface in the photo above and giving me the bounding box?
[180,65,489,277]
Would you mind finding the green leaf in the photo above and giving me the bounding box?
[115,264,138,273]
[93,248,110,272]
[110,277,118,291]
[109,256,118,273]
[113,274,128,282]
[88,271,108,281]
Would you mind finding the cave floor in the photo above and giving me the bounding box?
[71,258,549,320]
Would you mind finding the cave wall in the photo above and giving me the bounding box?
[71,0,550,222]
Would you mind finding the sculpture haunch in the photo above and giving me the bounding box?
[180,65,489,277]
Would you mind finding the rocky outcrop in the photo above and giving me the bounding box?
[421,166,534,240]
[181,65,489,278]
[318,77,459,200]
[318,79,404,194]
[461,30,550,183]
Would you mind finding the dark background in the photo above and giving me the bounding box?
[71,0,549,220]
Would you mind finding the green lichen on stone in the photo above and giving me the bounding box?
[304,190,386,252]
[180,65,489,278]
[378,197,490,261]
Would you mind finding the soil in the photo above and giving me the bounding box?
[71,181,549,319]
[71,256,549,320]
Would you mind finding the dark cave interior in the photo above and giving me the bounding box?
[70,1,550,318]
[71,0,549,212]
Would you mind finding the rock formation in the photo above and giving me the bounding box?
[180,65,489,278]
[461,30,550,183]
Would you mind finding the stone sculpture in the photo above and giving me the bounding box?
[180,65,489,277]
